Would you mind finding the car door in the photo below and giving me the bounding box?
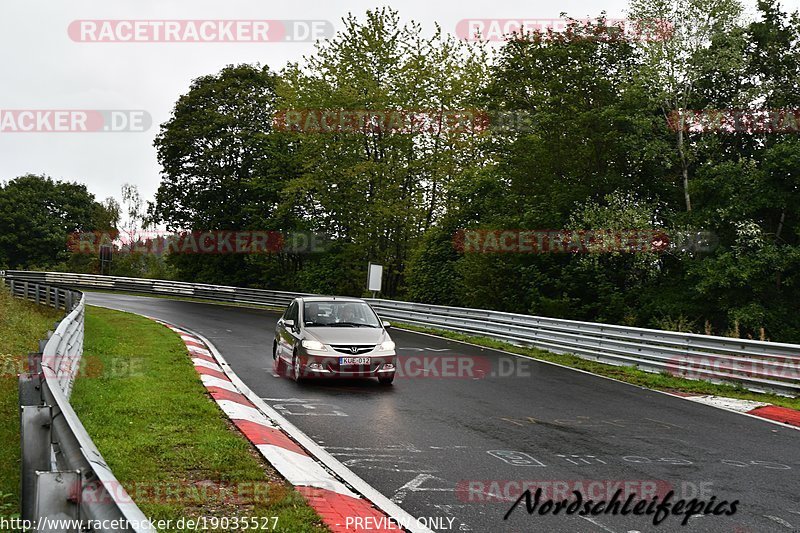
[277,300,299,361]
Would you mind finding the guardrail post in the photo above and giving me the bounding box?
[9,278,15,297]
[66,291,73,311]
[19,367,43,407]
[33,471,82,531]
[20,405,53,522]
[24,281,29,301]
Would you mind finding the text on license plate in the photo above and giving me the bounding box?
[340,357,370,365]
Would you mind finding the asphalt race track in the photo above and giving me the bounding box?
[87,293,799,533]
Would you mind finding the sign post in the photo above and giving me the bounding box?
[367,262,383,298]
[99,244,112,275]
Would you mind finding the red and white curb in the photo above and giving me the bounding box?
[666,393,800,428]
[152,318,433,533]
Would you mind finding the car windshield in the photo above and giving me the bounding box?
[303,301,381,328]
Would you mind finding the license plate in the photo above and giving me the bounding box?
[339,357,370,365]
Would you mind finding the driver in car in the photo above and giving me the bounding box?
[339,303,361,324]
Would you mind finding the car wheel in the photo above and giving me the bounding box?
[273,343,285,374]
[378,374,394,385]
[292,352,304,383]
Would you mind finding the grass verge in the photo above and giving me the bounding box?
[70,306,328,532]
[397,323,800,411]
[0,289,62,517]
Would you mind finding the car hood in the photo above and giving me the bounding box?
[306,327,387,345]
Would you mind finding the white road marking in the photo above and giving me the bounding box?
[326,444,422,453]
[557,454,607,465]
[272,402,347,416]
[391,474,455,504]
[487,450,546,466]
[578,515,619,533]
[764,515,794,529]
[686,395,770,412]
[262,397,310,402]
[342,458,437,474]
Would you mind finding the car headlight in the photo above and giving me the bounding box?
[301,340,326,351]
[379,340,395,351]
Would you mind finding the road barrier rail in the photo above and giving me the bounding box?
[4,274,154,532]
[3,270,798,396]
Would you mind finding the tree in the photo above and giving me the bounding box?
[0,174,114,269]
[150,64,297,286]
[629,0,744,211]
[276,8,488,296]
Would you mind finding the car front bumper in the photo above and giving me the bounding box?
[298,353,397,378]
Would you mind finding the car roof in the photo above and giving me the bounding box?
[300,296,366,303]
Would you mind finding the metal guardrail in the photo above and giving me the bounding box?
[3,270,799,396]
[5,275,154,532]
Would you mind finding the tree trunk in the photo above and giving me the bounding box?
[677,127,692,212]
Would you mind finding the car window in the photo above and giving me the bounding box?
[285,301,298,322]
[303,301,381,327]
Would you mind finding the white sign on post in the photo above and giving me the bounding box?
[367,263,383,293]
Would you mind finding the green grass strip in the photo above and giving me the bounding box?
[70,306,328,532]
[0,289,62,517]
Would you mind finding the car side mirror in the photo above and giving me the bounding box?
[284,319,295,329]
[382,321,392,328]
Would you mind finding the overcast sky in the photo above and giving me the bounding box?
[1,0,796,206]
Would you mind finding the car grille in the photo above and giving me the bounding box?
[330,345,376,355]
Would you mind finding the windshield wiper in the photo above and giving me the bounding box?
[330,322,379,328]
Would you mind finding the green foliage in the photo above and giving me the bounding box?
[0,288,62,515]
[0,174,116,269]
[74,3,800,341]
